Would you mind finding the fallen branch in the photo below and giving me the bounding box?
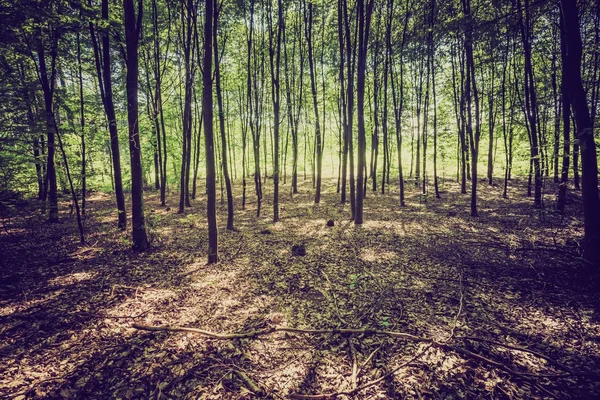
[441,344,569,379]
[456,336,600,379]
[132,324,431,342]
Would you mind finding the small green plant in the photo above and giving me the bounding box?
[349,273,362,289]
[379,316,390,329]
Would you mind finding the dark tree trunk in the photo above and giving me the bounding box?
[556,13,570,213]
[268,0,283,222]
[36,40,59,223]
[179,0,195,213]
[560,0,600,258]
[343,0,357,219]
[355,0,374,224]
[124,0,149,251]
[463,0,480,217]
[451,41,467,194]
[391,0,409,207]
[76,31,86,218]
[338,0,349,203]
[370,13,380,193]
[203,0,218,263]
[90,0,127,229]
[304,1,323,204]
[247,0,263,217]
[517,0,542,208]
[214,0,234,229]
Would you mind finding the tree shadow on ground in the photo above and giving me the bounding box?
[2,178,600,398]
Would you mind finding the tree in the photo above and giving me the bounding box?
[90,0,127,230]
[23,8,61,222]
[559,0,600,259]
[203,0,218,264]
[462,0,481,217]
[355,0,375,225]
[304,0,323,204]
[214,0,234,229]
[178,0,196,213]
[268,0,283,222]
[517,0,542,209]
[124,0,149,251]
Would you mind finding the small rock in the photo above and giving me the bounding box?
[327,219,334,227]
[292,244,306,256]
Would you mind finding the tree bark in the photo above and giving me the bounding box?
[214,0,234,229]
[124,0,149,251]
[559,0,600,259]
[203,0,219,263]
[90,0,127,229]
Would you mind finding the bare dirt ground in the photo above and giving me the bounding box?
[1,177,600,399]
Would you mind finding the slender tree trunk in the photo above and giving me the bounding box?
[355,0,374,224]
[179,0,195,213]
[268,0,283,222]
[343,0,357,219]
[338,0,349,203]
[556,14,570,213]
[430,0,439,199]
[391,0,409,206]
[203,0,218,263]
[56,125,85,243]
[370,14,380,193]
[36,40,59,223]
[248,0,263,217]
[90,0,127,228]
[76,31,86,218]
[573,140,580,189]
[517,0,542,208]
[124,0,149,251]
[304,0,323,204]
[463,0,480,216]
[214,1,234,229]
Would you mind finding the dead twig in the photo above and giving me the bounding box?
[132,324,431,342]
[444,270,464,342]
[233,369,264,396]
[288,344,432,399]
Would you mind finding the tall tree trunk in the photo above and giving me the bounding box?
[179,0,195,213]
[463,0,480,217]
[556,13,570,213]
[391,0,409,206]
[247,0,263,217]
[124,0,149,251]
[214,0,234,229]
[90,0,127,229]
[560,0,600,258]
[338,0,349,203]
[76,31,86,218]
[431,0,439,199]
[304,0,323,204]
[370,13,380,193]
[203,0,218,263]
[517,0,542,208]
[36,38,59,223]
[268,0,283,222]
[355,0,374,224]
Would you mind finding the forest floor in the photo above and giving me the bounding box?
[1,177,600,399]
